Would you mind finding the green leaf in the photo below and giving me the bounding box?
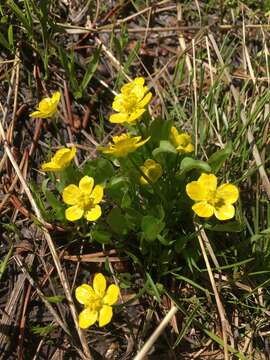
[149,117,172,143]
[180,157,211,174]
[173,304,200,348]
[81,45,101,91]
[44,295,65,303]
[84,158,114,184]
[92,228,112,244]
[205,221,244,232]
[42,179,65,221]
[107,177,129,204]
[0,31,11,51]
[208,142,232,173]
[31,324,56,336]
[45,191,65,221]
[8,25,14,49]
[95,159,114,183]
[152,140,177,161]
[141,215,165,242]
[145,272,161,303]
[7,0,32,34]
[0,244,13,281]
[171,273,211,296]
[203,329,248,360]
[107,207,129,235]
[123,41,141,74]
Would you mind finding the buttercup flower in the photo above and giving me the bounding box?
[98,133,150,157]
[63,176,103,222]
[186,173,239,220]
[140,159,163,185]
[30,91,61,118]
[109,77,152,124]
[41,147,76,172]
[75,273,120,328]
[170,127,194,153]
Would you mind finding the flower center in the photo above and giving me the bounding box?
[89,295,102,312]
[208,191,225,208]
[78,192,94,210]
[122,94,138,113]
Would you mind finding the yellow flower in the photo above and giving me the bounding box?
[140,159,163,185]
[41,147,76,172]
[62,176,103,222]
[109,77,152,124]
[186,173,239,220]
[75,273,120,329]
[98,133,150,157]
[170,127,194,153]
[30,91,61,118]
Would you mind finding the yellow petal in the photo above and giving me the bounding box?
[84,205,102,221]
[113,134,130,143]
[135,136,151,148]
[52,91,61,103]
[138,92,152,108]
[79,176,94,195]
[93,273,106,297]
[79,308,98,329]
[177,133,192,144]
[29,110,48,119]
[63,184,80,205]
[214,204,235,220]
[184,143,194,153]
[41,161,62,171]
[170,126,179,145]
[144,159,156,167]
[134,77,145,86]
[91,185,104,204]
[128,108,146,122]
[98,305,113,327]
[197,173,217,192]
[109,113,129,124]
[192,201,214,218]
[216,184,239,204]
[65,205,84,221]
[38,98,51,112]
[53,147,76,168]
[103,284,119,305]
[75,284,95,305]
[140,178,148,185]
[97,145,112,154]
[186,182,208,201]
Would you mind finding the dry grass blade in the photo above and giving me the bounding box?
[134,306,178,360]
[13,256,70,336]
[0,54,92,360]
[196,225,230,360]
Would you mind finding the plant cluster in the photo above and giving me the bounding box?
[33,77,240,329]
